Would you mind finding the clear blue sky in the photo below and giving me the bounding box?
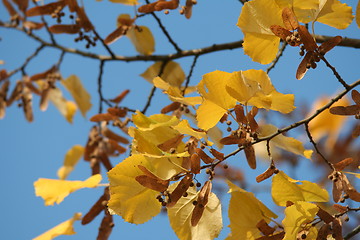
[1,1,359,239]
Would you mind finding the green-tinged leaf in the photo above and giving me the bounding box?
[34,174,102,206]
[258,124,313,159]
[62,75,92,117]
[226,181,277,240]
[126,26,155,55]
[33,213,82,240]
[57,145,84,180]
[141,61,186,87]
[167,182,222,240]
[282,202,318,240]
[272,171,329,206]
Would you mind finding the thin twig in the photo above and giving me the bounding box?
[183,54,199,95]
[8,44,45,77]
[267,42,287,73]
[97,61,112,114]
[320,55,350,90]
[32,1,57,45]
[142,60,168,114]
[93,29,116,59]
[145,0,182,52]
[304,123,334,170]
[344,225,360,240]
[55,51,66,69]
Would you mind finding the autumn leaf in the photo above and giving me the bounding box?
[46,87,77,123]
[141,61,186,87]
[61,75,92,118]
[226,181,277,240]
[237,0,284,64]
[107,154,163,224]
[167,181,222,240]
[33,213,82,240]
[357,0,360,28]
[196,70,236,130]
[126,26,155,55]
[258,124,313,159]
[173,119,207,140]
[108,0,138,5]
[282,201,318,240]
[57,145,85,180]
[34,174,102,206]
[226,69,295,113]
[272,171,329,206]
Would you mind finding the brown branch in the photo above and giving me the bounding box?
[267,42,287,73]
[2,21,360,63]
[344,224,360,240]
[183,54,199,95]
[92,29,116,59]
[320,55,350,90]
[97,60,112,114]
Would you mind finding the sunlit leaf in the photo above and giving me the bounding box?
[173,119,206,140]
[272,171,329,206]
[108,0,138,5]
[62,75,92,117]
[258,124,313,159]
[33,213,82,240]
[282,202,318,240]
[141,61,186,87]
[34,174,102,206]
[237,0,283,64]
[315,0,353,29]
[57,145,85,180]
[226,69,295,113]
[196,70,236,130]
[107,154,162,224]
[167,181,222,240]
[47,88,77,123]
[226,181,277,240]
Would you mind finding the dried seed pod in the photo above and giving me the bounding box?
[316,207,335,224]
[154,0,179,11]
[234,104,246,124]
[195,148,213,164]
[351,90,360,105]
[76,6,94,32]
[82,188,109,225]
[104,25,128,45]
[107,139,126,154]
[3,0,19,18]
[316,224,331,240]
[270,25,292,41]
[256,219,276,236]
[157,134,184,152]
[26,1,66,17]
[90,113,118,122]
[23,21,45,30]
[135,165,169,192]
[167,173,193,207]
[318,36,342,55]
[0,80,9,119]
[296,51,314,80]
[138,1,158,13]
[97,212,114,240]
[297,25,317,52]
[210,149,224,161]
[282,7,299,30]
[49,24,80,34]
[107,107,127,118]
[191,180,212,226]
[102,127,129,144]
[161,102,181,114]
[330,105,360,116]
[244,145,256,169]
[22,86,33,122]
[334,158,354,171]
[190,154,200,174]
[256,166,276,183]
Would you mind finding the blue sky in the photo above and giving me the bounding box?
[1,1,359,239]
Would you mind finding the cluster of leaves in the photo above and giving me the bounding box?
[1,0,360,240]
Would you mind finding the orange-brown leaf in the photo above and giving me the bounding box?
[244,145,256,169]
[49,24,80,34]
[334,158,354,171]
[190,154,200,174]
[330,105,360,115]
[191,180,211,226]
[104,26,128,45]
[282,7,298,30]
[195,148,213,164]
[256,167,276,183]
[157,134,184,152]
[161,102,181,114]
[109,89,130,104]
[318,36,342,55]
[351,90,360,105]
[107,107,127,118]
[256,219,276,236]
[297,25,317,52]
[167,173,193,207]
[90,113,118,122]
[270,25,291,40]
[296,51,313,80]
[26,1,65,17]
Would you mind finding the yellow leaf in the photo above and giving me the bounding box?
[237,0,283,64]
[153,77,202,106]
[34,174,102,206]
[141,61,186,87]
[167,182,222,240]
[173,119,207,140]
[272,171,329,206]
[226,70,295,113]
[282,202,318,240]
[57,145,84,180]
[344,171,360,179]
[108,0,138,5]
[61,75,92,118]
[258,124,313,159]
[308,96,349,149]
[47,88,77,123]
[357,0,360,28]
[107,154,162,224]
[126,26,155,55]
[196,70,236,130]
[226,181,277,240]
[132,111,180,131]
[33,213,82,240]
[316,0,353,29]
